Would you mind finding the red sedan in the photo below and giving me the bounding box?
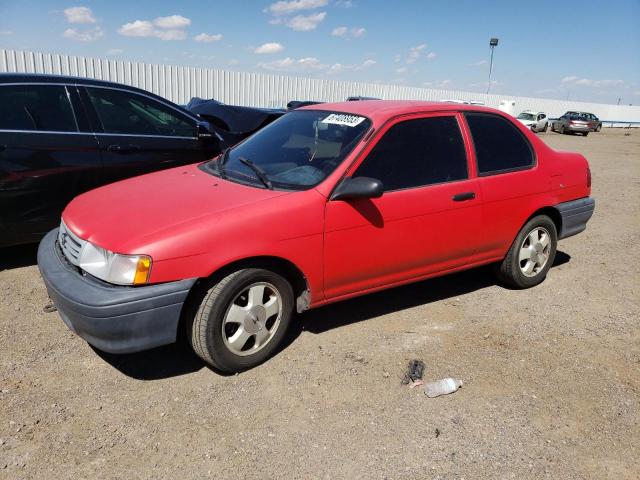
[38,101,595,372]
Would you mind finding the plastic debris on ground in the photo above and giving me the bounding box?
[424,378,463,398]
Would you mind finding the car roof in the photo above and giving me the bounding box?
[301,99,502,124]
[0,73,197,118]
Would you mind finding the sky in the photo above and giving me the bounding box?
[1,0,639,105]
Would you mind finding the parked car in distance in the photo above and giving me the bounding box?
[565,111,602,132]
[38,101,595,372]
[516,110,548,132]
[185,97,286,149]
[551,113,592,136]
[0,74,220,247]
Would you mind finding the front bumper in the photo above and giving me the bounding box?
[37,229,197,354]
[556,197,595,239]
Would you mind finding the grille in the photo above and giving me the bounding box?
[58,221,86,266]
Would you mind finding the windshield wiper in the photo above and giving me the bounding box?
[238,157,273,190]
[217,148,230,179]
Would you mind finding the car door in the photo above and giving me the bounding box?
[537,114,546,131]
[0,83,102,246]
[323,113,483,299]
[79,86,211,185]
[462,112,543,260]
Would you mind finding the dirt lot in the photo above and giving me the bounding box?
[1,129,639,479]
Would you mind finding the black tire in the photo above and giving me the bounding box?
[582,132,589,137]
[495,215,557,289]
[542,123,548,132]
[559,124,565,134]
[188,268,294,372]
[595,124,601,132]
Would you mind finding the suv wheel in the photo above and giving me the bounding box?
[188,268,294,372]
[496,215,557,289]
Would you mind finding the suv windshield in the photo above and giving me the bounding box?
[517,113,536,121]
[204,110,371,190]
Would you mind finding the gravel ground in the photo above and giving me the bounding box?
[1,129,639,479]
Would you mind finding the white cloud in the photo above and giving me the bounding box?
[64,6,96,24]
[395,67,407,74]
[561,76,624,88]
[107,48,123,55]
[228,59,240,66]
[407,43,427,64]
[153,15,191,29]
[0,30,13,35]
[266,0,328,15]
[194,33,223,42]
[258,55,373,74]
[332,26,365,38]
[426,52,436,60]
[468,60,487,67]
[331,26,348,36]
[118,20,155,37]
[258,57,297,70]
[285,12,326,30]
[254,42,285,54]
[118,15,191,40]
[63,27,103,41]
[335,0,353,7]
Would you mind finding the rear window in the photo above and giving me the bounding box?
[464,113,534,176]
[0,84,77,132]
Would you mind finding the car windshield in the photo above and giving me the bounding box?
[517,113,536,121]
[204,110,371,190]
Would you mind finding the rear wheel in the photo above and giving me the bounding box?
[495,215,557,289]
[188,268,294,372]
[582,132,589,137]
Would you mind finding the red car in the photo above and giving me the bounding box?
[38,101,595,372]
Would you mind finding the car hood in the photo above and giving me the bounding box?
[63,163,290,254]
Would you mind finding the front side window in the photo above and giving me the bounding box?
[464,113,534,175]
[204,110,371,190]
[86,87,196,137]
[0,84,77,132]
[353,116,468,191]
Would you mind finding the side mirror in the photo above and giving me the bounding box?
[197,121,222,141]
[331,177,384,201]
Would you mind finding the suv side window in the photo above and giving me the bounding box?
[353,116,468,191]
[0,84,77,132]
[464,113,534,175]
[86,87,196,137]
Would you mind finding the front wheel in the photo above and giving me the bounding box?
[595,124,602,132]
[188,268,294,372]
[542,123,548,132]
[495,215,557,289]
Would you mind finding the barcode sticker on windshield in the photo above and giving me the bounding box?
[321,113,366,127]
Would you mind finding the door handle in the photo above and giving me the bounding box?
[107,144,140,154]
[452,192,476,202]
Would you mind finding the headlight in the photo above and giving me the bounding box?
[79,242,152,285]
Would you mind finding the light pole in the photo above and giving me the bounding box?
[487,37,499,94]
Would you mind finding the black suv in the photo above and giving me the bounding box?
[0,74,220,247]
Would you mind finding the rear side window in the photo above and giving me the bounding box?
[354,116,468,191]
[464,113,534,175]
[0,84,77,132]
[86,87,196,137]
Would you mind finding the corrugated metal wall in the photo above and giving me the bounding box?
[2,49,638,122]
